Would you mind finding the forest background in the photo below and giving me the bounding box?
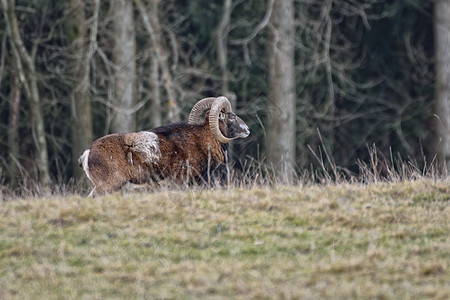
[0,0,448,191]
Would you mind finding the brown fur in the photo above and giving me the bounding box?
[82,113,249,196]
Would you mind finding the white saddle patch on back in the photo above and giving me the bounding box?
[130,131,161,164]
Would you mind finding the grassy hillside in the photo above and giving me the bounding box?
[0,179,449,299]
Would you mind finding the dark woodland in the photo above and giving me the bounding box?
[0,0,447,191]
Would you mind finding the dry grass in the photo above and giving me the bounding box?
[0,177,448,299]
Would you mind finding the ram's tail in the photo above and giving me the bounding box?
[78,149,93,182]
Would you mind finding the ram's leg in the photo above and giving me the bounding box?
[89,179,125,197]
[88,187,96,198]
[87,152,127,196]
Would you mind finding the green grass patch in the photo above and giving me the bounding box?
[0,179,449,299]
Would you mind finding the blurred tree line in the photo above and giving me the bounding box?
[0,0,443,190]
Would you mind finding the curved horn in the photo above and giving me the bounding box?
[209,96,235,143]
[188,97,217,124]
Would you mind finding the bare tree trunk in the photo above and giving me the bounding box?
[135,0,180,122]
[149,0,162,128]
[110,0,137,132]
[65,0,94,181]
[435,0,450,169]
[8,75,21,188]
[2,0,51,186]
[267,0,296,183]
[150,54,162,128]
[217,0,232,99]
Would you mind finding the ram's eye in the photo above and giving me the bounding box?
[229,114,236,121]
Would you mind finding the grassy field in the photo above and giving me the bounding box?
[0,179,449,299]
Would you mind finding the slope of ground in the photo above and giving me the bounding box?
[0,179,449,299]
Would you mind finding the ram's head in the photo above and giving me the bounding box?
[188,96,250,143]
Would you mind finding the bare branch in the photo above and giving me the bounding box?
[135,0,180,122]
[229,0,274,45]
[2,0,50,186]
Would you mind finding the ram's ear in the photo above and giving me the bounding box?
[219,112,226,120]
